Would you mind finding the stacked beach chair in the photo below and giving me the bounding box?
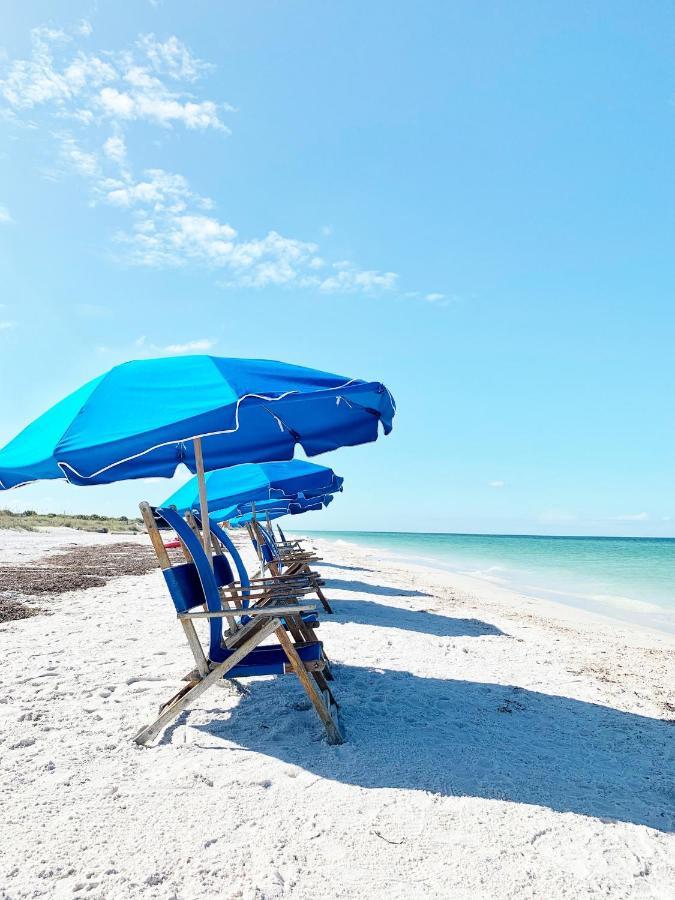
[135,501,342,746]
[246,519,333,613]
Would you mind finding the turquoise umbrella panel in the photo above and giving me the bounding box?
[0,356,394,489]
[161,460,343,517]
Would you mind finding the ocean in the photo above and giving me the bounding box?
[297,530,675,634]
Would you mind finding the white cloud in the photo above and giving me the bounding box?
[488,480,505,488]
[0,205,12,224]
[138,34,212,82]
[0,320,16,330]
[163,338,217,354]
[0,22,434,298]
[1,25,228,131]
[611,512,648,522]
[59,133,99,177]
[133,335,217,356]
[97,86,225,131]
[318,265,398,293]
[1,27,115,111]
[103,134,126,165]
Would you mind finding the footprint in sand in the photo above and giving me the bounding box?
[125,675,167,686]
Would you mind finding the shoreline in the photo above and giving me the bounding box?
[290,529,675,640]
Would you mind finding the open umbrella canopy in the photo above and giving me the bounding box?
[0,355,395,489]
[161,460,343,517]
[223,493,334,527]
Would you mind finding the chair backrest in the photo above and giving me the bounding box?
[153,506,233,660]
[259,524,281,560]
[193,514,252,608]
[250,520,280,565]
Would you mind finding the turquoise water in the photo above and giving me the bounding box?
[296,530,675,634]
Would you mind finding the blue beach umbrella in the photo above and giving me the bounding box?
[161,460,343,517]
[224,494,334,527]
[0,356,394,490]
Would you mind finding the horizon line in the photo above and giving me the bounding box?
[290,528,675,541]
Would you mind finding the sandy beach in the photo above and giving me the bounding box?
[1,527,673,899]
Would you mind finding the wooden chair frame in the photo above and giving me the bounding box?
[134,502,343,746]
[251,520,333,614]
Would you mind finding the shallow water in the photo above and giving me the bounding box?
[299,530,675,634]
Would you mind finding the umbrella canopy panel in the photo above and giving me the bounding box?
[224,493,334,527]
[161,460,343,517]
[0,355,394,489]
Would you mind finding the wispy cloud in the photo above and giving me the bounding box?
[162,338,217,354]
[134,335,217,356]
[318,264,398,293]
[404,290,454,307]
[488,480,505,488]
[102,134,126,165]
[0,23,442,299]
[610,512,648,522]
[0,320,17,330]
[0,205,12,224]
[1,25,228,130]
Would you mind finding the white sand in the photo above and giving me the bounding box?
[0,527,673,899]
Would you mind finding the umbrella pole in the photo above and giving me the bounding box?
[251,502,265,576]
[193,437,213,565]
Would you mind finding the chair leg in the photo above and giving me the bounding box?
[133,617,282,746]
[300,562,333,613]
[312,669,338,707]
[313,581,333,614]
[321,653,334,681]
[274,626,343,745]
[282,560,333,614]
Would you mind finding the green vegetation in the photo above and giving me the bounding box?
[0,509,143,533]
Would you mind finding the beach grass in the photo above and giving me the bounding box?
[0,509,143,533]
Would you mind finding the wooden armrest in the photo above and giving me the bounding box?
[228,576,312,587]
[178,603,316,620]
[218,585,310,599]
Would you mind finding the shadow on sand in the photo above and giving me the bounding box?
[325,577,433,599]
[316,561,376,574]
[332,597,504,638]
[187,664,674,832]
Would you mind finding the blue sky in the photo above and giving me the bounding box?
[0,1,673,537]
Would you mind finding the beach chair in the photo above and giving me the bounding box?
[134,502,342,746]
[266,518,321,564]
[249,520,333,613]
[200,515,334,679]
